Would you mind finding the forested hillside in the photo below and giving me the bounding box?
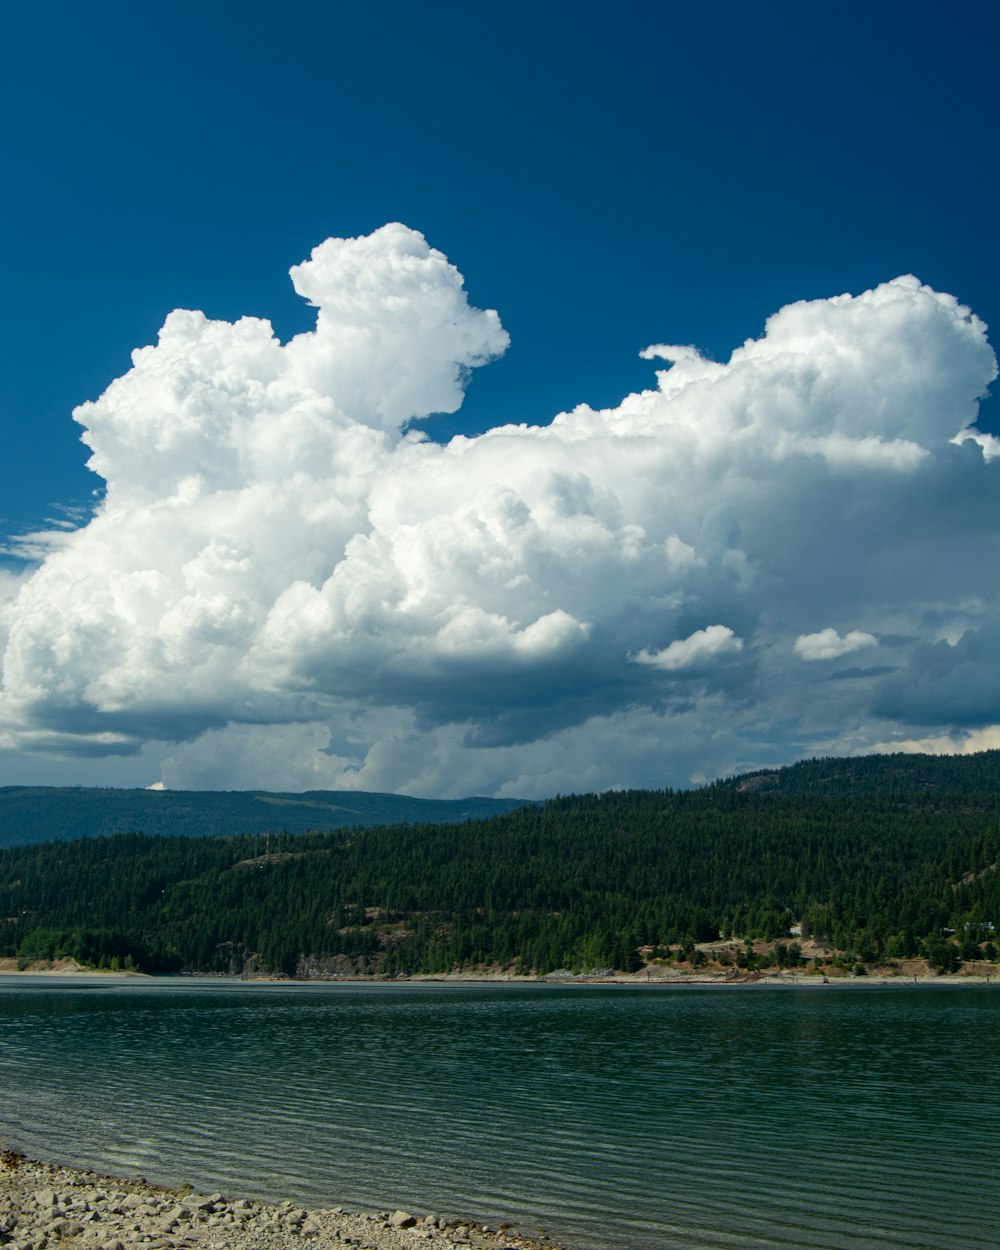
[719,750,1000,796]
[1,752,996,978]
[0,787,528,850]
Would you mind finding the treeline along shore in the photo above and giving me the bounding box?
[0,752,997,980]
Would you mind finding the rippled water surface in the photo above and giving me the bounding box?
[0,980,997,1250]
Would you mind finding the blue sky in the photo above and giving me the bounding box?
[0,1,997,794]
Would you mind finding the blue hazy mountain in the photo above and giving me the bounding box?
[0,786,530,851]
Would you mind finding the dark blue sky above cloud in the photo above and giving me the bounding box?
[0,1,996,793]
[2,0,996,534]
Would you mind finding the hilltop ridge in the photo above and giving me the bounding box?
[0,787,529,851]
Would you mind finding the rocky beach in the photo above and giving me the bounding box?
[0,1155,569,1250]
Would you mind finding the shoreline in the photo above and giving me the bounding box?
[0,956,995,988]
[0,1152,573,1250]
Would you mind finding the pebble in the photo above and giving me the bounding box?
[0,1154,566,1250]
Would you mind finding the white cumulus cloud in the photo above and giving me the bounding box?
[0,226,996,796]
[633,625,744,672]
[794,629,879,662]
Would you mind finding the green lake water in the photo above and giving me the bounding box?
[0,979,997,1250]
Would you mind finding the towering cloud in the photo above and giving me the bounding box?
[0,226,996,794]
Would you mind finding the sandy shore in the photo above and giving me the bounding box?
[0,1153,571,1250]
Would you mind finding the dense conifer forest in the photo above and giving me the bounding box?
[0,752,996,978]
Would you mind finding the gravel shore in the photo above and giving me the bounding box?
[0,1154,569,1250]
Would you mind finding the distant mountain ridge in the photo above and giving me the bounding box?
[0,786,530,851]
[2,751,998,851]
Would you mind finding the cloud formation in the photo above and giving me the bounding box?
[794,629,878,662]
[633,625,743,672]
[1,225,997,795]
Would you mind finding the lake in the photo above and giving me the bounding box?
[0,979,997,1250]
